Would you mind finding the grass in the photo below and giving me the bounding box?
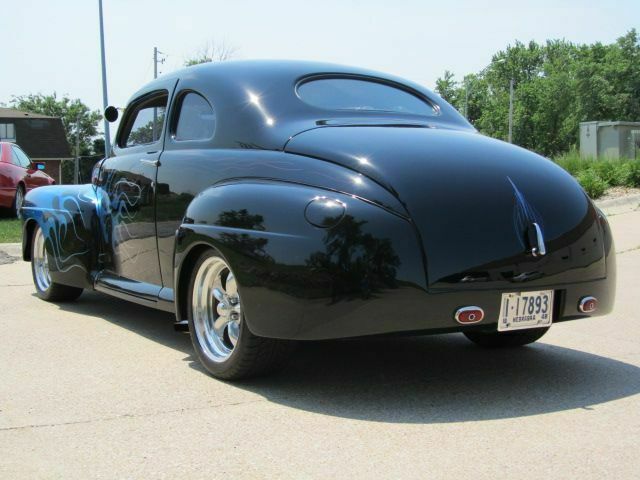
[0,217,22,243]
[553,149,640,199]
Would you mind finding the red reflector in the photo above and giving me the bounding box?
[455,307,484,324]
[579,296,597,313]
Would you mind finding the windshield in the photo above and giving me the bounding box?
[297,78,436,116]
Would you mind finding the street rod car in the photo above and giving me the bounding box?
[21,60,615,379]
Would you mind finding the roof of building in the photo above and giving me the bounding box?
[0,107,57,119]
[0,108,71,158]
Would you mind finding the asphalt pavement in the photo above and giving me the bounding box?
[0,208,638,479]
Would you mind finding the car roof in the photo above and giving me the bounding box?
[120,60,473,151]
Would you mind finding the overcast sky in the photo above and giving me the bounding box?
[1,0,638,114]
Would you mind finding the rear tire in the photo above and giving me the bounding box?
[12,185,25,218]
[187,249,293,380]
[31,225,83,302]
[463,327,550,348]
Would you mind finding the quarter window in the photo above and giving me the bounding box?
[121,92,168,148]
[174,92,216,141]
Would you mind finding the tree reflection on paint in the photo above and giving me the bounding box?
[216,209,271,261]
[306,214,400,301]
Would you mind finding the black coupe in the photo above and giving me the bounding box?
[21,60,615,379]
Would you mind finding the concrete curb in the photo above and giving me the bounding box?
[0,242,21,257]
[595,193,640,216]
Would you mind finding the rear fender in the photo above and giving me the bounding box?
[174,180,426,339]
[21,184,106,289]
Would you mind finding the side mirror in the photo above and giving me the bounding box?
[104,106,119,122]
[34,162,46,171]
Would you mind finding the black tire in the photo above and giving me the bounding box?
[12,185,25,218]
[31,225,83,302]
[187,249,294,380]
[463,327,550,348]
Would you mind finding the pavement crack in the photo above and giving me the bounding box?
[0,398,265,432]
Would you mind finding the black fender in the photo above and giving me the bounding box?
[173,180,427,340]
[21,184,107,289]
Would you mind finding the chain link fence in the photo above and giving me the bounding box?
[60,155,103,184]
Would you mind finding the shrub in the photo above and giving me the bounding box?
[623,160,640,187]
[553,151,640,196]
[576,169,608,198]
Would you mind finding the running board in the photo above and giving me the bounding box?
[94,273,174,313]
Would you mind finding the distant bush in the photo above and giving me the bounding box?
[575,169,608,198]
[554,149,640,198]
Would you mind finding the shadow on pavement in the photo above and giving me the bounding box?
[59,291,640,424]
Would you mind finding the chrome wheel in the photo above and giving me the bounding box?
[15,187,24,218]
[191,256,242,363]
[32,227,51,292]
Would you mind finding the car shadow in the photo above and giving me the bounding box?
[58,291,640,424]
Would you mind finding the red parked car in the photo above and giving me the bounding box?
[0,141,54,216]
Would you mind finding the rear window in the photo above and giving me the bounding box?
[297,78,436,116]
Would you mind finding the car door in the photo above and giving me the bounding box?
[99,83,176,287]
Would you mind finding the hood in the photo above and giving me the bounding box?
[285,126,606,289]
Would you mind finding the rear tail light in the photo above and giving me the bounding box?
[578,296,597,313]
[455,306,484,324]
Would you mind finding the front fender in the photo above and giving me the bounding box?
[21,184,105,289]
[174,180,426,339]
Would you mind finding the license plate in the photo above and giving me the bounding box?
[498,290,554,331]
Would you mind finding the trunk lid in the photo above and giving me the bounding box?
[285,126,606,290]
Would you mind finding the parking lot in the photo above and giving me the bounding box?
[0,208,639,479]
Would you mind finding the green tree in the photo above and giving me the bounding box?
[434,29,640,157]
[435,70,459,105]
[11,93,103,156]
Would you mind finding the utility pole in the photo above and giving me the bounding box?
[464,78,469,120]
[153,46,165,79]
[75,114,81,184]
[508,78,514,143]
[98,0,111,156]
[154,46,158,79]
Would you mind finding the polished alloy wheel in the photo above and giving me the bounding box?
[32,227,52,292]
[191,256,242,362]
[15,187,24,217]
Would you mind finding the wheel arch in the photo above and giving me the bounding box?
[172,179,427,339]
[175,240,217,324]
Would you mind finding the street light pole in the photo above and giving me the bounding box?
[98,0,111,156]
[508,78,514,143]
[464,78,469,120]
[75,114,80,184]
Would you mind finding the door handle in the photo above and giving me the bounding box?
[139,159,160,167]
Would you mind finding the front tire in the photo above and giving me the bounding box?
[31,225,83,302]
[187,249,293,380]
[463,327,550,348]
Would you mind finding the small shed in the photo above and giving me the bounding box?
[579,121,640,159]
[0,108,72,183]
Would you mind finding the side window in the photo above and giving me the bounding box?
[174,92,216,141]
[120,92,168,148]
[12,146,32,168]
